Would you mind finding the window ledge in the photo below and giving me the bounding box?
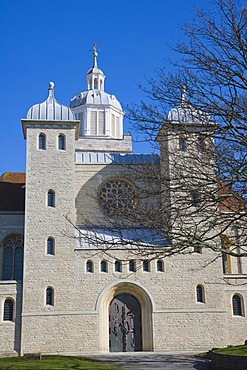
[224,274,247,279]
[0,321,15,326]
[0,280,19,285]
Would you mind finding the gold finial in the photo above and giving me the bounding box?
[93,42,98,57]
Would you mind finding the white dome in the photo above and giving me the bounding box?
[27,82,75,121]
[70,90,122,111]
[167,103,210,124]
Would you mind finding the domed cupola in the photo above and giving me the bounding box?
[70,44,124,139]
[27,82,75,121]
[167,86,211,125]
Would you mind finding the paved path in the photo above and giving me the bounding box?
[91,353,211,370]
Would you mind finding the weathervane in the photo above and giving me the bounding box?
[93,42,98,57]
[93,42,98,67]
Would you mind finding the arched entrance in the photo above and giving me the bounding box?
[109,293,142,352]
[97,281,154,352]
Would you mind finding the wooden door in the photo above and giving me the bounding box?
[109,293,142,352]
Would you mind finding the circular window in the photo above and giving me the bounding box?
[98,179,136,216]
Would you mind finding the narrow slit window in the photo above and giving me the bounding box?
[86,260,94,273]
[47,190,55,207]
[58,134,66,150]
[39,133,46,150]
[179,137,186,151]
[129,260,136,272]
[157,260,164,272]
[198,136,206,152]
[191,192,199,207]
[3,299,14,321]
[101,260,108,273]
[46,287,54,306]
[143,260,150,272]
[47,238,55,255]
[115,261,122,273]
[232,294,244,316]
[194,243,202,254]
[196,285,205,303]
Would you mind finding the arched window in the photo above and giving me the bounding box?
[38,133,46,150]
[143,260,150,272]
[194,243,202,254]
[129,260,136,272]
[100,260,108,273]
[47,238,55,255]
[3,235,24,281]
[198,136,206,152]
[47,190,55,207]
[115,261,122,273]
[232,294,244,316]
[157,260,164,272]
[46,287,54,306]
[196,285,205,303]
[86,260,94,273]
[58,134,66,150]
[179,137,186,151]
[191,191,200,207]
[3,299,14,321]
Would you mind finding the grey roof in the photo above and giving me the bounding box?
[26,82,75,121]
[77,227,170,248]
[167,103,211,124]
[86,66,104,75]
[75,152,160,164]
[70,90,122,111]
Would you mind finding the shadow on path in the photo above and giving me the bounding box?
[92,354,211,370]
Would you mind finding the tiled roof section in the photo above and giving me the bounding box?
[0,172,25,212]
[218,182,245,212]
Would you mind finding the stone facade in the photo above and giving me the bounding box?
[0,51,247,356]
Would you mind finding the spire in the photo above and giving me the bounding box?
[181,85,187,104]
[85,43,105,91]
[93,42,98,68]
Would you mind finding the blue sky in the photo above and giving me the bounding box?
[0,0,208,174]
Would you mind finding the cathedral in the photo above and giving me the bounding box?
[1,46,247,356]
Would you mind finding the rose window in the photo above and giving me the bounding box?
[98,179,136,216]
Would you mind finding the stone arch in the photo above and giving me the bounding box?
[96,281,154,352]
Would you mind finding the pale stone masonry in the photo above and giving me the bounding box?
[0,48,247,356]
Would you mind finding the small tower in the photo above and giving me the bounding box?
[21,83,79,354]
[70,44,125,140]
[156,88,218,246]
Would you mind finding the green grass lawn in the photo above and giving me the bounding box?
[214,345,247,356]
[0,355,121,370]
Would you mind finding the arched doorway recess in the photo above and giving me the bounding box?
[97,281,154,352]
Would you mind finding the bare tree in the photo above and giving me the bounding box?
[74,0,247,264]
